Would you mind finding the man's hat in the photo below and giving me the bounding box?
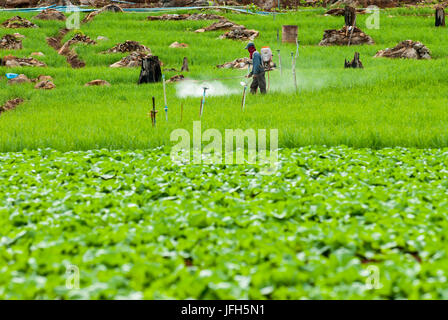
[245,42,255,49]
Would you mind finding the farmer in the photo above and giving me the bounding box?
[245,42,266,94]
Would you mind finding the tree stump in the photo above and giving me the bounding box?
[345,6,356,27]
[344,52,363,69]
[435,6,445,27]
[138,56,162,84]
[181,57,189,72]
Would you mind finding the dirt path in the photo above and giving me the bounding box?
[46,28,87,68]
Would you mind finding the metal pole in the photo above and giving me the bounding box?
[162,74,168,121]
[277,49,282,76]
[292,41,299,93]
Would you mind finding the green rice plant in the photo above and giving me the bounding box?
[0,9,447,151]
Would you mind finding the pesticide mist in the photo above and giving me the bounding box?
[176,80,240,98]
[175,68,371,98]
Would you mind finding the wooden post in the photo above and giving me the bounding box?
[347,15,357,46]
[150,96,158,127]
[181,57,189,72]
[344,52,364,69]
[345,6,356,27]
[435,6,445,27]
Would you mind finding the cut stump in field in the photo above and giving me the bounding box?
[147,13,225,21]
[7,74,53,85]
[374,40,431,59]
[0,98,24,115]
[435,5,445,27]
[7,74,31,85]
[0,34,22,50]
[169,41,188,48]
[0,55,46,67]
[220,26,259,41]
[181,57,189,72]
[34,9,66,21]
[138,56,162,84]
[166,74,185,83]
[2,16,38,28]
[195,20,236,32]
[344,5,356,27]
[102,4,123,12]
[110,52,152,68]
[85,80,111,87]
[34,80,55,90]
[319,26,374,46]
[344,52,364,68]
[217,57,251,69]
[103,40,151,54]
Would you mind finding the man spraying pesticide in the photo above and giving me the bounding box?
[260,46,273,92]
[244,42,266,95]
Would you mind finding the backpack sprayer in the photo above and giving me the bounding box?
[260,46,273,91]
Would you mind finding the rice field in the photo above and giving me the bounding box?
[0,8,447,151]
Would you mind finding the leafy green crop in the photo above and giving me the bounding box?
[1,146,448,299]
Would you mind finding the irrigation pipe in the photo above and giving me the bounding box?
[0,5,278,15]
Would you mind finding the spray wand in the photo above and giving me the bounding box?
[199,86,209,118]
[240,62,251,111]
